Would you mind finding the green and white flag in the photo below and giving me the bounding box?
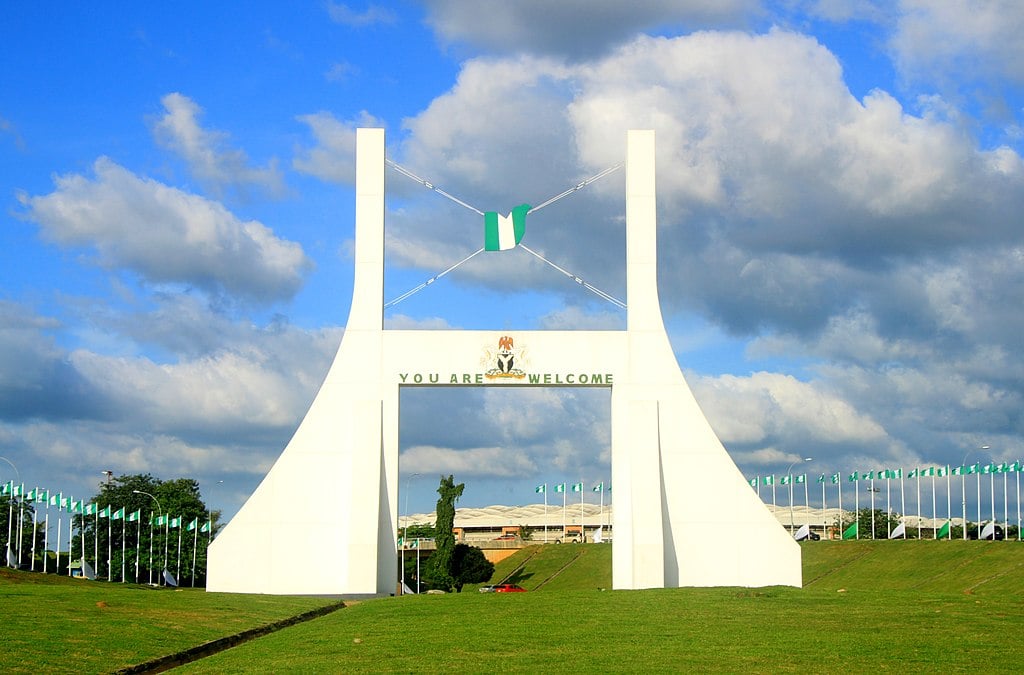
[555,483,566,493]
[127,509,141,523]
[749,477,758,487]
[780,475,792,485]
[831,473,841,484]
[937,466,948,477]
[593,482,604,493]
[152,514,168,526]
[60,496,71,510]
[26,489,36,501]
[795,474,806,484]
[952,465,965,476]
[571,482,583,492]
[111,507,125,521]
[169,516,182,529]
[848,471,859,482]
[186,517,199,531]
[1,482,9,495]
[484,204,529,251]
[12,484,23,497]
[49,492,62,508]
[200,520,211,533]
[98,505,112,518]
[764,475,775,486]
[816,474,826,484]
[535,484,546,494]
[70,500,83,513]
[84,503,97,516]
[35,489,49,503]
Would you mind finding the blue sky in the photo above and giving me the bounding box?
[2,1,1023,522]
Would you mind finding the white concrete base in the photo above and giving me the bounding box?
[207,128,800,595]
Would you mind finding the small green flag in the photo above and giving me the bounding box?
[187,517,199,531]
[555,483,566,493]
[98,505,112,518]
[795,474,806,484]
[127,509,141,523]
[169,516,182,529]
[200,520,211,533]
[111,507,125,520]
[535,484,546,494]
[937,521,951,539]
[571,482,583,492]
[842,522,858,540]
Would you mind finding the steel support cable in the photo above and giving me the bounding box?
[383,159,625,309]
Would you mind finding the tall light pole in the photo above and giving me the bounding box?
[786,457,812,534]
[402,473,419,594]
[133,490,162,585]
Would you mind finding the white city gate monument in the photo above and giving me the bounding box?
[207,128,800,595]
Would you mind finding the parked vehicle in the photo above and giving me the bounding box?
[479,585,496,593]
[493,583,526,593]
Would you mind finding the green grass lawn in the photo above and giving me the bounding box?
[0,568,337,674]
[4,541,1024,673]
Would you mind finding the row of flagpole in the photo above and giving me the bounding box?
[534,481,607,542]
[748,462,1023,540]
[2,481,212,584]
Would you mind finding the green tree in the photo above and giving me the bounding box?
[71,474,219,585]
[450,543,494,592]
[421,474,464,592]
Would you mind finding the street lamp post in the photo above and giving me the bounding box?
[785,457,813,535]
[132,490,162,585]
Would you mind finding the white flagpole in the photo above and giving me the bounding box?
[30,491,37,569]
[192,521,199,587]
[1003,469,1009,540]
[837,475,843,540]
[55,510,61,575]
[135,515,141,583]
[600,484,605,528]
[148,513,154,584]
[931,470,937,539]
[886,474,892,538]
[821,476,826,536]
[163,519,169,584]
[854,475,859,539]
[562,486,566,540]
[579,481,585,541]
[543,485,548,543]
[121,517,126,583]
[916,471,922,539]
[93,509,98,578]
[1017,466,1021,542]
[42,510,48,573]
[900,471,906,539]
[870,476,876,539]
[946,466,952,540]
[107,513,112,582]
[176,523,182,582]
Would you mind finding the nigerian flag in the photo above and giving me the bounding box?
[535,484,546,494]
[484,204,529,251]
[555,483,566,493]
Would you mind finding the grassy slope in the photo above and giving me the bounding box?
[0,569,335,674]
[5,541,1024,673]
